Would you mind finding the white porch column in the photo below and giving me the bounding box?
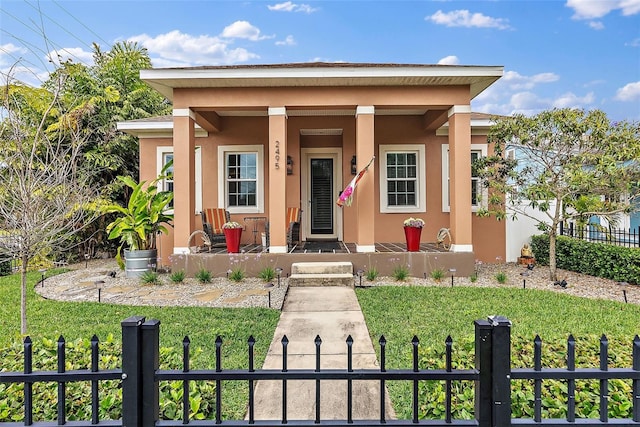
[448,105,473,253]
[172,108,197,254]
[268,107,288,253]
[355,106,376,253]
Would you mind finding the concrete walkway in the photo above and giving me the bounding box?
[251,286,395,421]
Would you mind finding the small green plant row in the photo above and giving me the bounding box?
[139,266,280,285]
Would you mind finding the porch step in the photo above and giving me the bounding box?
[288,262,354,287]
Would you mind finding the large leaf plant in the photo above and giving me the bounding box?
[104,163,173,265]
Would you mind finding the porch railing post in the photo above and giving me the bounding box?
[474,319,492,427]
[141,319,161,427]
[490,316,512,427]
[121,315,145,427]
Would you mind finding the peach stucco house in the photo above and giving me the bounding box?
[118,62,507,276]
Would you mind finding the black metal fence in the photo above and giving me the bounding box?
[1,316,639,426]
[559,223,640,248]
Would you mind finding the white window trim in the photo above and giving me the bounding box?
[441,144,487,213]
[379,144,426,214]
[156,146,202,214]
[217,144,264,214]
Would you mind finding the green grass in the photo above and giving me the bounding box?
[356,285,640,419]
[0,271,280,354]
[0,270,281,421]
[3,271,640,422]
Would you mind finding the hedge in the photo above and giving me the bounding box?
[531,234,640,284]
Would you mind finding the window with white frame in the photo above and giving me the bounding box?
[218,145,264,214]
[156,146,202,213]
[441,144,487,212]
[379,144,426,213]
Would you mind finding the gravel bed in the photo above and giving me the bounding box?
[36,259,639,309]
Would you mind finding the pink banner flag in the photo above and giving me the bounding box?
[336,156,375,207]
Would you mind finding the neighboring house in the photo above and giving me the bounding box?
[117,62,508,266]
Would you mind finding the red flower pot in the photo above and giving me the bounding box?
[223,228,242,253]
[404,226,422,252]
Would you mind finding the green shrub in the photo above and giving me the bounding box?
[228,267,245,282]
[494,271,507,284]
[531,234,640,284]
[392,265,409,281]
[430,268,445,281]
[169,270,185,283]
[195,268,212,283]
[258,266,275,282]
[140,271,160,285]
[366,267,379,281]
[0,257,11,276]
[469,272,478,283]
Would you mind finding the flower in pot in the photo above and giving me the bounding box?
[403,217,425,252]
[403,217,425,228]
[104,167,173,277]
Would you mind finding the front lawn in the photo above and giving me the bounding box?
[356,285,640,420]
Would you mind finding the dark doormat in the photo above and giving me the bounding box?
[302,241,345,253]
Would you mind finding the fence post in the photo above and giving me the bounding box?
[121,315,145,427]
[490,316,512,427]
[474,319,492,427]
[141,319,161,427]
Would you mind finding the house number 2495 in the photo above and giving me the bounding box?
[274,140,280,169]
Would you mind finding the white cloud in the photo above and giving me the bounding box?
[501,70,559,90]
[551,91,595,108]
[472,69,594,117]
[47,47,94,66]
[626,38,640,47]
[275,35,296,46]
[437,55,459,65]
[0,43,27,66]
[566,0,640,19]
[268,1,318,13]
[221,21,272,41]
[588,21,605,30]
[427,10,512,30]
[614,81,640,101]
[129,30,259,66]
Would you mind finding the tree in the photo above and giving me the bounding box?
[50,41,171,256]
[475,108,640,281]
[0,66,100,335]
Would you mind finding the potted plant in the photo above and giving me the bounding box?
[222,221,243,253]
[104,167,173,278]
[403,217,425,252]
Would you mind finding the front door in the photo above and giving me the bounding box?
[301,149,342,241]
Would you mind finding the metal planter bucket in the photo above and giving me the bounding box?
[124,249,157,278]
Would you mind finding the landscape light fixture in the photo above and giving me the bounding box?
[449,268,457,287]
[356,269,364,287]
[520,271,530,289]
[39,269,47,287]
[84,253,90,268]
[275,267,283,287]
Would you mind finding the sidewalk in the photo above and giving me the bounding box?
[251,286,395,421]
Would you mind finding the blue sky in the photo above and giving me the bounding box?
[1,0,639,121]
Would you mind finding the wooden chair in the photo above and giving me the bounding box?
[200,208,231,246]
[265,207,302,251]
[286,207,302,249]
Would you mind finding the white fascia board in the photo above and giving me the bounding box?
[141,65,504,81]
[436,118,495,136]
[117,121,208,138]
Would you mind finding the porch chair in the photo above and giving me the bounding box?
[265,207,302,251]
[201,208,231,246]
